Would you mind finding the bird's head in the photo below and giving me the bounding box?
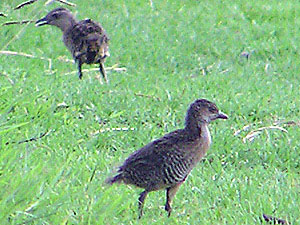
[186,99,228,125]
[36,8,75,31]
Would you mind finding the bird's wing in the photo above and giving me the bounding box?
[70,19,109,60]
[71,19,103,42]
[119,129,188,171]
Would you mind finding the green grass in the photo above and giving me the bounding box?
[1,0,299,224]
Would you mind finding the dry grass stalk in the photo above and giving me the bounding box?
[0,12,7,17]
[134,93,161,101]
[2,20,35,26]
[243,125,288,143]
[1,7,45,51]
[14,0,38,10]
[149,0,154,9]
[0,50,52,69]
[56,0,76,6]
[0,50,52,62]
[45,0,76,6]
[0,72,14,85]
[0,50,123,72]
[91,127,135,135]
[64,65,127,76]
[56,56,73,63]
[0,50,39,58]
[233,122,262,136]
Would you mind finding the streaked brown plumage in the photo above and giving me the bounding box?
[36,8,109,82]
[106,99,228,218]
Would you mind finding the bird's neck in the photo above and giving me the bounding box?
[185,112,212,145]
[184,113,202,134]
[185,118,209,139]
[185,116,212,164]
[57,17,77,32]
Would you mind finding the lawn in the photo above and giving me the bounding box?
[0,0,299,224]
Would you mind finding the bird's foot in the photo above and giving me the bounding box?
[165,203,172,217]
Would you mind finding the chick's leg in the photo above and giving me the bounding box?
[138,190,148,219]
[99,62,108,83]
[165,182,183,217]
[77,60,83,79]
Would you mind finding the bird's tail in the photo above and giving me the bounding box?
[105,173,123,185]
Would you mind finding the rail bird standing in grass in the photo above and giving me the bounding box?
[36,8,110,82]
[106,99,228,218]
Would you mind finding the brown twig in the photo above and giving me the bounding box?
[2,20,35,26]
[262,214,287,224]
[89,166,97,182]
[274,120,300,127]
[14,0,38,10]
[1,6,45,51]
[5,130,53,145]
[18,130,52,144]
[134,93,161,101]
[0,12,7,17]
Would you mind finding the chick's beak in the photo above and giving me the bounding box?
[217,111,228,120]
[35,17,48,27]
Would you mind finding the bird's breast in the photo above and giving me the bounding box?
[202,125,212,147]
[63,33,74,53]
[191,125,211,164]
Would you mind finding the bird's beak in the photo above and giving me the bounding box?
[35,17,49,27]
[217,111,228,120]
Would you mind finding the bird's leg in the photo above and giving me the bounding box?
[99,62,108,83]
[165,182,183,217]
[138,190,148,219]
[77,60,83,79]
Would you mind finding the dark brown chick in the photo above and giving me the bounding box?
[36,8,109,82]
[106,99,228,218]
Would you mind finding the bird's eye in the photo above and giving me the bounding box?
[52,13,59,19]
[208,106,218,113]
